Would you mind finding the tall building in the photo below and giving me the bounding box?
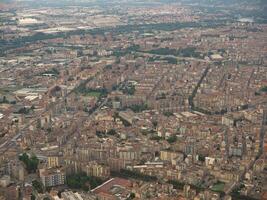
[47,156,59,168]
[160,151,179,162]
[40,168,65,187]
[84,162,110,179]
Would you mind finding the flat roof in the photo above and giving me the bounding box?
[91,178,131,194]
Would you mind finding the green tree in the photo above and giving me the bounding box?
[31,194,36,200]
[66,172,104,191]
[107,129,117,135]
[127,193,136,200]
[163,111,173,117]
[32,180,44,193]
[260,86,267,92]
[152,121,158,128]
[167,135,177,143]
[127,104,148,113]
[198,154,206,162]
[19,153,39,173]
[122,85,135,95]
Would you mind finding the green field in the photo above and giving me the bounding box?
[211,182,225,192]
[84,91,101,98]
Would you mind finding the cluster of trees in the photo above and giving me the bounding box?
[2,18,228,57]
[211,181,225,193]
[167,135,177,144]
[113,45,140,57]
[168,180,206,193]
[167,180,185,190]
[96,130,106,138]
[152,121,158,128]
[162,57,178,64]
[5,16,228,54]
[163,111,174,117]
[111,169,157,182]
[107,129,117,135]
[198,154,206,162]
[16,107,33,115]
[66,172,104,191]
[122,85,136,95]
[32,180,44,193]
[150,135,163,141]
[147,47,202,58]
[170,179,227,198]
[148,56,160,62]
[1,32,62,53]
[260,86,267,93]
[127,193,136,200]
[105,20,225,35]
[76,87,107,98]
[127,103,148,113]
[231,183,257,200]
[19,153,39,173]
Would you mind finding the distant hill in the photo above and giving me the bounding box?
[176,0,266,6]
[0,0,13,3]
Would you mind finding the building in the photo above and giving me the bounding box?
[160,151,180,162]
[48,156,59,168]
[5,185,19,200]
[39,168,66,187]
[92,178,132,200]
[0,175,10,187]
[61,191,84,200]
[118,110,137,125]
[84,162,110,179]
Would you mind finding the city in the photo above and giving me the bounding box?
[0,0,266,200]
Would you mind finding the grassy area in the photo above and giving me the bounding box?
[75,84,107,99]
[84,91,101,98]
[211,182,225,192]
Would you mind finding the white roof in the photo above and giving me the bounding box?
[25,95,38,101]
[210,54,223,60]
